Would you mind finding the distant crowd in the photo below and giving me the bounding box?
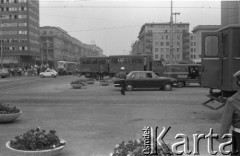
[1,64,54,76]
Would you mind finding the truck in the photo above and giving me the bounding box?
[201,24,240,110]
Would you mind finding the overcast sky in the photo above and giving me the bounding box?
[40,0,221,56]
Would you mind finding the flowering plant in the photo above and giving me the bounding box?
[110,139,173,156]
[0,103,20,114]
[9,127,66,151]
[70,80,85,85]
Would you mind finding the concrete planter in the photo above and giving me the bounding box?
[6,139,66,156]
[71,83,83,89]
[0,111,22,123]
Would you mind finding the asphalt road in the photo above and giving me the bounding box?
[0,75,225,156]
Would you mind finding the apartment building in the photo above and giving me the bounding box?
[190,25,221,62]
[0,0,40,66]
[40,26,103,68]
[132,23,190,63]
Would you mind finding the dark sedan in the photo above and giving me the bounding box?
[114,71,177,91]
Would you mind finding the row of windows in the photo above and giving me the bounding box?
[1,14,27,19]
[191,42,196,46]
[2,22,27,27]
[29,31,39,38]
[0,46,28,51]
[0,38,27,43]
[154,41,181,46]
[190,54,197,59]
[1,30,27,35]
[0,6,27,12]
[0,0,26,3]
[153,35,181,40]
[191,48,196,52]
[155,54,181,60]
[155,48,180,53]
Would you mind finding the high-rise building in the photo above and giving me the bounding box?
[0,0,40,67]
[221,1,240,26]
[132,23,190,63]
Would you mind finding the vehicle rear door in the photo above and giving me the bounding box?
[201,32,223,89]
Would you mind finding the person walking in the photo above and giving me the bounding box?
[220,70,240,156]
[118,67,127,95]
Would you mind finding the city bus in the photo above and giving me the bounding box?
[108,55,152,76]
[79,56,109,78]
[57,61,78,75]
[158,64,201,87]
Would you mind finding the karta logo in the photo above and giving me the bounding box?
[142,126,237,155]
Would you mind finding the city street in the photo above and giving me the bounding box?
[0,76,224,156]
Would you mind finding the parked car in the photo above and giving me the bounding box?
[114,71,177,91]
[40,69,58,78]
[0,69,9,78]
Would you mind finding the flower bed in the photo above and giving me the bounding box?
[0,103,22,123]
[6,127,66,156]
[70,80,86,89]
[110,139,174,156]
[99,80,109,86]
[87,78,95,84]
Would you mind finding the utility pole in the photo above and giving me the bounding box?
[169,0,174,64]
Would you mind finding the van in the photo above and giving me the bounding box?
[161,64,201,87]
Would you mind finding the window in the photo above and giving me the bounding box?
[166,42,169,46]
[205,36,218,57]
[155,54,158,59]
[155,48,158,52]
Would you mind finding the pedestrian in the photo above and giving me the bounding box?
[117,67,127,95]
[220,70,240,156]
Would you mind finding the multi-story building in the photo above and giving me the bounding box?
[221,1,240,26]
[0,0,40,66]
[190,25,221,62]
[40,26,103,68]
[132,23,190,63]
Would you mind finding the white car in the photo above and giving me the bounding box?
[40,69,58,78]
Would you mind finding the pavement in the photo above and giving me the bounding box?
[0,76,228,156]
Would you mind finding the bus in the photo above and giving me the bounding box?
[79,57,108,78]
[201,24,240,110]
[57,61,78,75]
[108,55,152,76]
[159,64,201,88]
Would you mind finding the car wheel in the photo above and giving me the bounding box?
[51,74,55,78]
[125,84,133,91]
[40,74,44,78]
[163,83,172,91]
[177,81,185,88]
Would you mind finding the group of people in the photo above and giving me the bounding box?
[1,64,52,77]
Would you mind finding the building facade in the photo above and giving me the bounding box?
[40,26,103,68]
[221,1,240,26]
[132,23,190,63]
[0,0,40,67]
[190,25,221,62]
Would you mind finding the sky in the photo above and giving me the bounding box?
[40,0,221,56]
